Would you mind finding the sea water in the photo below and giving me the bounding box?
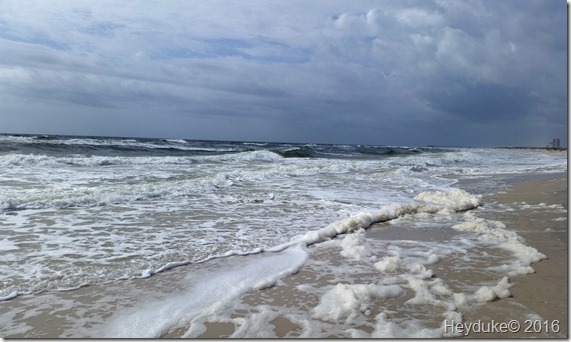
[0,134,566,337]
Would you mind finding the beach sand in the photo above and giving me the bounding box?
[458,175,568,338]
[1,175,567,338]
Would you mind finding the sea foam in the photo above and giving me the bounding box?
[97,245,308,338]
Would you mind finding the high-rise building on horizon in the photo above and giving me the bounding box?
[547,138,561,149]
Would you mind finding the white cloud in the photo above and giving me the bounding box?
[395,8,444,27]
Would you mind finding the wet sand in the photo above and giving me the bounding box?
[459,175,568,338]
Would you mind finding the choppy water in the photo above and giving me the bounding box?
[0,134,567,337]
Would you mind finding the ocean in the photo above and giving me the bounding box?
[0,134,567,338]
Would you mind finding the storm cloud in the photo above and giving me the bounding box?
[0,0,566,146]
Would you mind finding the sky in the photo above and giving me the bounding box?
[0,0,567,147]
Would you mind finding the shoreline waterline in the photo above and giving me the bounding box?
[0,173,566,338]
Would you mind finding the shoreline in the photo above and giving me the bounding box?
[504,176,568,337]
[458,174,568,338]
[0,173,567,338]
[188,173,568,338]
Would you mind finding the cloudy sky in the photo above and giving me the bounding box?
[0,0,566,146]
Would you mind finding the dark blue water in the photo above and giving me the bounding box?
[0,133,451,158]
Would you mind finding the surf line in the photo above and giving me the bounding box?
[275,188,482,249]
[142,188,481,279]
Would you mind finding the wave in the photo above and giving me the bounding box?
[33,135,60,141]
[162,139,189,144]
[266,145,444,159]
[0,148,565,213]
[0,187,483,302]
[0,154,198,167]
[271,147,315,158]
[0,172,237,211]
[0,134,456,160]
[274,188,483,250]
[0,134,245,157]
[143,188,484,277]
[355,146,422,156]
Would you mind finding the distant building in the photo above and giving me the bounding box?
[547,138,561,149]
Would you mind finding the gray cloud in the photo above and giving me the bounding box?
[0,0,566,146]
[423,80,533,123]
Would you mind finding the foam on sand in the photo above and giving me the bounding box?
[94,245,308,338]
[453,212,546,276]
[272,185,552,338]
[339,228,374,260]
[453,277,512,306]
[312,283,405,323]
[286,188,483,248]
[369,312,447,338]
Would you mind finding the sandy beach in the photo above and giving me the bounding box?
[0,173,567,338]
[459,175,568,338]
